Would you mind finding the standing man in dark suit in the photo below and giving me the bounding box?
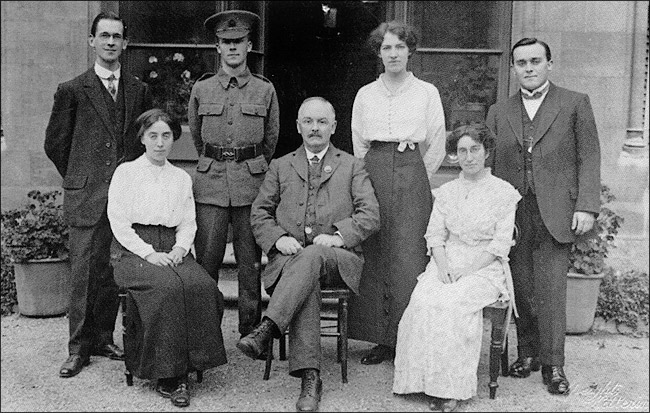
[486,37,601,395]
[45,11,152,378]
[188,10,279,354]
[238,97,380,412]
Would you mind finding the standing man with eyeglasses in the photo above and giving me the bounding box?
[487,37,601,396]
[45,11,152,378]
[188,10,280,358]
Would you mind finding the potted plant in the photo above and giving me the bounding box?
[441,54,498,130]
[1,189,70,316]
[565,184,625,333]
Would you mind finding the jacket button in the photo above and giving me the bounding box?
[297,221,302,226]
[105,142,111,148]
[229,102,234,106]
[105,160,111,166]
[228,120,233,125]
[298,202,304,206]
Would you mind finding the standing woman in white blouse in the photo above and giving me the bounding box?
[348,21,447,365]
[108,109,226,408]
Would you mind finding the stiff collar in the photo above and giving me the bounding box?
[217,67,251,89]
[94,62,121,80]
[305,145,329,162]
[520,80,549,99]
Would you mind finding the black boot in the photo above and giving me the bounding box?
[236,317,279,360]
[296,368,322,412]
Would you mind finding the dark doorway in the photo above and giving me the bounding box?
[265,1,386,158]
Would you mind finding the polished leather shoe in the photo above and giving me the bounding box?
[542,365,570,395]
[236,317,279,360]
[170,381,190,408]
[156,378,177,399]
[240,334,274,361]
[360,344,395,365]
[296,369,322,412]
[91,343,124,361]
[59,354,90,378]
[508,356,541,378]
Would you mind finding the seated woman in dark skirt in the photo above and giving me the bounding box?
[107,108,227,408]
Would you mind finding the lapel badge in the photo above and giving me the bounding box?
[323,165,332,174]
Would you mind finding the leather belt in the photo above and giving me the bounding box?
[204,143,262,162]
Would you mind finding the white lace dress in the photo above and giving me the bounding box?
[393,169,521,400]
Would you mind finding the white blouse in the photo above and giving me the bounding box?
[351,72,447,182]
[107,154,197,259]
[425,169,521,258]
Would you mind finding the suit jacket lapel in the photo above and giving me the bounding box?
[290,146,309,182]
[319,146,340,187]
[82,69,114,138]
[506,95,524,147]
[532,83,561,147]
[122,73,138,135]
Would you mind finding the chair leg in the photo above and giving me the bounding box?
[340,298,349,384]
[263,336,274,381]
[196,370,203,383]
[119,292,133,386]
[336,299,343,363]
[279,333,287,361]
[488,310,506,399]
[501,335,509,377]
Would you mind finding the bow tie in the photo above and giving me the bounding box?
[521,84,549,100]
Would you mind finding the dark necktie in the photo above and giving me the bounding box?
[106,74,117,101]
[309,155,320,165]
[228,77,238,89]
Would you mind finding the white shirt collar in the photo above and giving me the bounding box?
[520,80,549,98]
[136,153,168,169]
[94,62,121,80]
[305,145,329,162]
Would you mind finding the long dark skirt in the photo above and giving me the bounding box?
[113,225,227,380]
[348,141,433,347]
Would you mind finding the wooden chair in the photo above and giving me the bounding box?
[118,290,203,386]
[482,300,511,399]
[263,287,352,383]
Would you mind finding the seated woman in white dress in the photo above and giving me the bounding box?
[107,109,227,408]
[392,125,521,412]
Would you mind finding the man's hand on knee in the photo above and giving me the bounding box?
[313,234,344,248]
[275,236,303,255]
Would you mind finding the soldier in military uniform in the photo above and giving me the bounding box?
[188,10,280,357]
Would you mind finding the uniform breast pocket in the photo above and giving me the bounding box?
[198,103,225,136]
[240,104,267,137]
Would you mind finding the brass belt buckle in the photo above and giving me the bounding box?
[221,148,236,161]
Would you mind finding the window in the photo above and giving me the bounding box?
[405,1,512,167]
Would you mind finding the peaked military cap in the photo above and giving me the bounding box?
[204,10,260,39]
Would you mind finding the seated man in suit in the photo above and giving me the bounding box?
[237,97,380,412]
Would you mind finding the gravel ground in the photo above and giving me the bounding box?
[1,302,648,412]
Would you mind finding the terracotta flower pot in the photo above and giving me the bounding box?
[13,257,71,317]
[565,272,604,334]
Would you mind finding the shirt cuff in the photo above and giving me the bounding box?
[334,231,346,246]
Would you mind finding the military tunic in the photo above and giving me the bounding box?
[188,67,280,207]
